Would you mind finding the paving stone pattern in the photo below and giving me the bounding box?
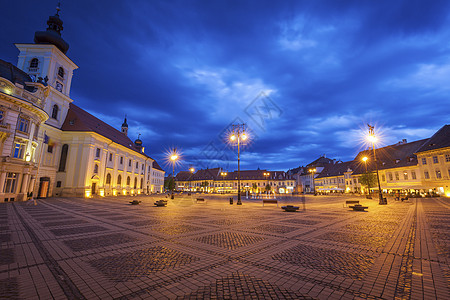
[0,195,448,299]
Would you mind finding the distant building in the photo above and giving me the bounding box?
[288,155,334,193]
[0,7,164,201]
[175,168,296,194]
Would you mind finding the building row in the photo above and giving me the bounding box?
[174,168,295,194]
[289,125,450,197]
[0,8,164,202]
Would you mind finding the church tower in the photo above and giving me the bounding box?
[121,117,128,135]
[14,4,78,129]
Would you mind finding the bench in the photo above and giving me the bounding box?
[349,204,368,211]
[263,199,278,207]
[344,200,359,207]
[281,205,299,212]
[154,200,167,207]
[196,198,206,203]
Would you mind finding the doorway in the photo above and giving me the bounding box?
[38,177,50,198]
[91,183,96,195]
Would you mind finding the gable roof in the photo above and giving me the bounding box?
[415,125,450,153]
[61,103,151,157]
[152,160,164,171]
[316,161,354,178]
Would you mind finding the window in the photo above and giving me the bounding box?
[411,171,416,180]
[109,153,113,161]
[13,142,26,159]
[30,58,39,68]
[436,170,442,179]
[120,156,123,164]
[136,162,138,168]
[4,173,18,193]
[127,176,131,186]
[106,173,111,185]
[58,144,69,172]
[388,173,393,181]
[433,156,438,164]
[129,160,132,167]
[422,158,427,165]
[424,171,429,179]
[56,181,62,188]
[395,172,399,180]
[94,164,99,174]
[403,172,408,180]
[17,117,29,133]
[0,110,4,124]
[95,148,101,158]
[381,174,386,182]
[51,104,59,119]
[117,175,122,185]
[47,144,53,153]
[140,178,143,189]
[134,177,137,189]
[446,154,450,162]
[58,67,65,79]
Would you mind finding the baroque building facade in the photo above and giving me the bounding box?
[0,8,164,201]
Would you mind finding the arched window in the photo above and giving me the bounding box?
[117,175,122,185]
[51,104,59,119]
[140,178,143,189]
[58,144,69,172]
[58,67,65,79]
[94,164,98,174]
[126,176,130,186]
[106,173,111,185]
[134,177,137,189]
[30,58,39,70]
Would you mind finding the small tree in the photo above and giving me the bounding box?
[265,184,271,192]
[252,183,258,192]
[359,172,377,193]
[164,177,175,192]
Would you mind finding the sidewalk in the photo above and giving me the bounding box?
[0,195,448,299]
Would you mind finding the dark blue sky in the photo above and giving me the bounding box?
[1,0,449,174]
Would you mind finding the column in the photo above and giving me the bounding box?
[21,174,30,194]
[0,171,6,193]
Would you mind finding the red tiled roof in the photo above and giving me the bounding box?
[415,125,450,153]
[61,103,152,158]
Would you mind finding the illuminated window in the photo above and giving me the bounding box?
[13,142,26,159]
[433,156,438,164]
[403,172,408,180]
[18,117,29,133]
[388,173,393,181]
[446,154,450,162]
[422,158,427,165]
[424,171,429,179]
[395,172,399,180]
[436,170,442,179]
[411,171,416,180]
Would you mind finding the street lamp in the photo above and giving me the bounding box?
[229,124,248,205]
[308,168,316,194]
[169,148,179,199]
[189,167,195,192]
[263,172,270,197]
[220,172,227,193]
[367,124,385,205]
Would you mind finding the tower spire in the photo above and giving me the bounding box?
[34,1,69,53]
[121,115,128,136]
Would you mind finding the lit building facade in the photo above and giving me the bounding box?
[0,8,164,201]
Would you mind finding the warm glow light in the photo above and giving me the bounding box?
[445,192,450,197]
[241,133,247,140]
[99,189,105,197]
[190,168,195,173]
[367,135,377,143]
[230,134,236,141]
[113,189,117,196]
[123,189,127,195]
[362,156,368,162]
[170,154,178,161]
[85,190,91,198]
[4,88,12,95]
[137,190,141,195]
[25,152,31,162]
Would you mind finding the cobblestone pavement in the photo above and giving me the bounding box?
[0,195,449,299]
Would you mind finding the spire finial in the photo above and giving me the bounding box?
[138,133,141,139]
[56,2,61,16]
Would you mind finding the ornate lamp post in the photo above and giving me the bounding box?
[229,124,248,205]
[308,168,316,194]
[169,149,179,199]
[367,125,385,205]
[362,156,368,194]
